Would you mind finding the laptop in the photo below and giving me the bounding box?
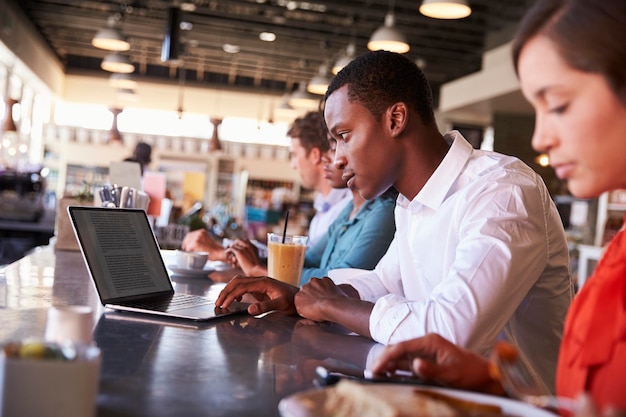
[68,205,249,321]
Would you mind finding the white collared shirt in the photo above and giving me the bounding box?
[308,188,352,248]
[333,131,573,393]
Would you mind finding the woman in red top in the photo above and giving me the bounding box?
[372,0,626,415]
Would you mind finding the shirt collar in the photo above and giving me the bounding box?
[397,131,473,212]
[314,188,352,212]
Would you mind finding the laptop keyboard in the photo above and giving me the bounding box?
[131,294,213,312]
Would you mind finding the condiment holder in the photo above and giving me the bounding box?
[0,305,101,417]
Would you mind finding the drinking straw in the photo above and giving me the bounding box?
[282,210,290,243]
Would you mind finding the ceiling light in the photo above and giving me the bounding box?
[275,94,302,120]
[307,65,332,95]
[117,88,138,101]
[332,42,356,75]
[109,73,137,89]
[419,0,472,19]
[101,53,135,73]
[259,32,276,42]
[535,153,550,167]
[92,15,130,51]
[276,94,296,110]
[180,2,197,12]
[367,13,410,54]
[289,83,321,109]
[223,43,240,54]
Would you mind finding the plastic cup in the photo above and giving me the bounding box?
[266,233,307,286]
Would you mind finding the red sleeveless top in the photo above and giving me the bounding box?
[556,215,626,411]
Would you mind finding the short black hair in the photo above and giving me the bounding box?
[323,50,435,125]
[133,142,152,164]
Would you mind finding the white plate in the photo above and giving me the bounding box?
[278,384,555,417]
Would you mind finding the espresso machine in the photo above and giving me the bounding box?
[0,169,47,222]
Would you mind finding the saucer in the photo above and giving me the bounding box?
[168,265,213,277]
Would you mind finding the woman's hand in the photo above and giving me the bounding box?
[225,239,266,275]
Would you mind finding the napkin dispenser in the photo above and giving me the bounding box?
[0,343,101,417]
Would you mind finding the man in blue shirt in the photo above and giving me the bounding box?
[226,138,397,286]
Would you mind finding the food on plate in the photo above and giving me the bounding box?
[325,380,458,417]
[324,380,505,417]
[414,388,503,416]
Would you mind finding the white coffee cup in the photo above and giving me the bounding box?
[44,305,95,345]
[175,250,208,270]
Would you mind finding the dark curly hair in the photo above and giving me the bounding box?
[323,50,435,126]
[286,110,330,155]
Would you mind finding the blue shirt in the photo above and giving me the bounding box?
[300,195,396,285]
[308,188,352,248]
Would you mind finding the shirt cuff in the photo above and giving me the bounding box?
[369,294,412,344]
[365,343,387,371]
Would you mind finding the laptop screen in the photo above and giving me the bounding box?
[68,206,173,303]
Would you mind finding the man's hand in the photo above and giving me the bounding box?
[295,278,373,337]
[295,277,348,322]
[215,274,299,316]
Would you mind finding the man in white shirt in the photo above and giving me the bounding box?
[216,51,573,393]
[287,111,351,247]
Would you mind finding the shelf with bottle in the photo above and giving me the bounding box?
[245,179,297,209]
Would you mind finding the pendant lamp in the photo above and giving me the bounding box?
[333,42,356,75]
[109,73,137,89]
[367,13,409,54]
[419,0,472,19]
[307,65,332,95]
[92,14,130,51]
[210,118,222,152]
[1,97,18,134]
[289,83,320,109]
[101,53,135,73]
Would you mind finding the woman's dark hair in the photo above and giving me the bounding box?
[512,0,626,106]
[286,110,330,155]
[323,50,435,126]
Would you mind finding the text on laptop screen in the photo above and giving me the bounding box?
[70,208,172,300]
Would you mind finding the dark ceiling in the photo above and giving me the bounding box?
[13,0,532,104]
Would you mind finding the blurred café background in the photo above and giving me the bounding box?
[0,0,624,289]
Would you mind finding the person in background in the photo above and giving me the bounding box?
[287,110,352,248]
[216,50,573,393]
[182,110,351,258]
[124,142,152,175]
[299,138,397,285]
[226,136,397,285]
[371,0,626,414]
